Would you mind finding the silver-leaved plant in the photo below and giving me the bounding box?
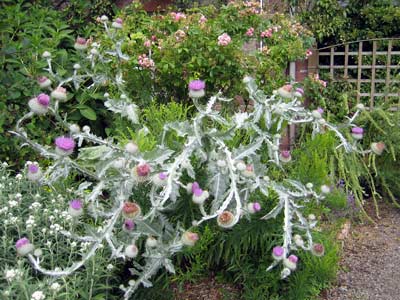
[11,16,378,299]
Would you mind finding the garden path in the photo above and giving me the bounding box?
[320,201,400,300]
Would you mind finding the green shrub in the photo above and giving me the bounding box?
[299,0,400,45]
[104,1,314,104]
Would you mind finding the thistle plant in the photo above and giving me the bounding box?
[10,15,381,298]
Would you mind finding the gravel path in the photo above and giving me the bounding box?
[321,202,400,300]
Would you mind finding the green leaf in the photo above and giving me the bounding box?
[79,106,97,120]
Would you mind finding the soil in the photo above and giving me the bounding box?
[172,275,241,300]
[320,201,400,300]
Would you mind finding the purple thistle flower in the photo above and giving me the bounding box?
[253,202,261,212]
[69,199,83,217]
[317,107,324,114]
[191,182,200,193]
[124,219,135,231]
[158,172,167,180]
[312,243,325,257]
[69,199,83,210]
[37,94,50,106]
[296,87,304,95]
[193,188,203,197]
[55,137,75,151]
[281,150,290,159]
[16,237,30,249]
[288,254,298,263]
[351,127,363,134]
[136,163,150,177]
[188,80,205,91]
[273,246,284,257]
[38,76,48,84]
[28,164,39,173]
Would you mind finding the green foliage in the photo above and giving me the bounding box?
[302,76,357,123]
[284,231,338,300]
[357,109,400,207]
[0,1,74,168]
[297,0,348,45]
[110,1,313,103]
[299,0,400,45]
[290,133,336,186]
[0,1,122,169]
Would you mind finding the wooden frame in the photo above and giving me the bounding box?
[314,38,400,107]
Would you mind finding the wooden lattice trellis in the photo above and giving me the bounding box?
[309,38,400,108]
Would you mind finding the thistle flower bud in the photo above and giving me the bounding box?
[351,127,364,140]
[277,84,293,99]
[293,87,304,98]
[26,162,42,182]
[152,172,167,187]
[100,15,109,22]
[132,163,151,183]
[181,231,199,247]
[272,246,284,260]
[125,142,138,154]
[113,157,126,170]
[74,37,88,51]
[311,243,325,257]
[279,150,291,163]
[28,93,50,115]
[235,161,246,171]
[247,202,261,214]
[283,254,298,271]
[37,76,52,88]
[16,237,34,256]
[42,51,51,58]
[371,142,385,155]
[124,244,139,258]
[188,80,205,98]
[69,124,80,134]
[217,211,235,229]
[320,185,331,194]
[34,249,43,257]
[82,125,91,133]
[192,188,209,205]
[242,164,255,178]
[306,183,313,189]
[122,202,141,219]
[68,199,83,217]
[312,110,322,119]
[186,181,200,194]
[294,234,304,248]
[308,214,316,221]
[356,103,365,110]
[281,267,291,279]
[123,219,135,232]
[145,236,158,248]
[90,48,99,55]
[73,63,81,70]
[112,18,123,29]
[55,137,75,156]
[51,86,68,102]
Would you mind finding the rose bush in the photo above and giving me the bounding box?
[100,1,315,103]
